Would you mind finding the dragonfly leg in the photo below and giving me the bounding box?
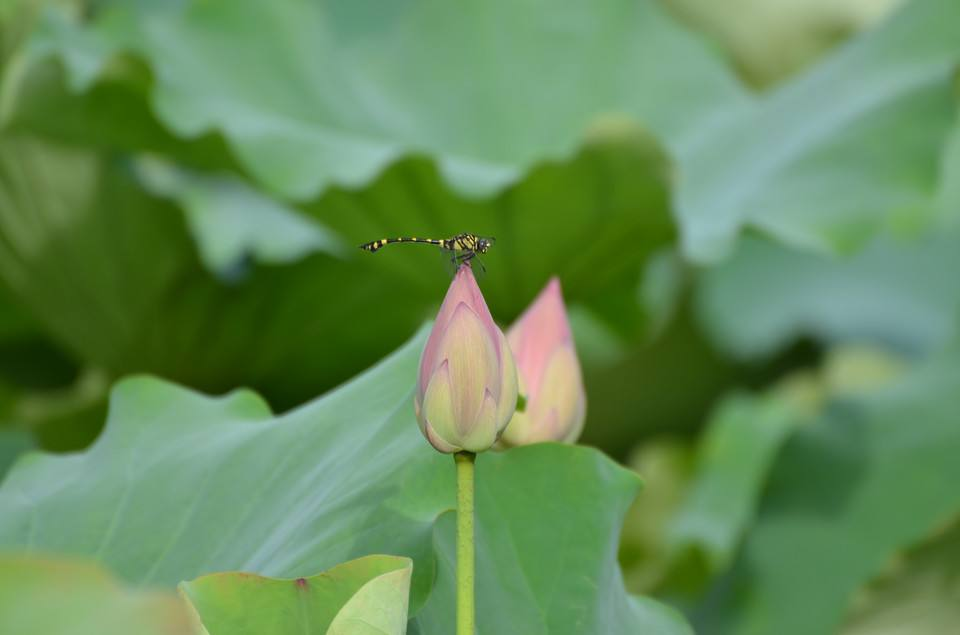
[456,251,485,274]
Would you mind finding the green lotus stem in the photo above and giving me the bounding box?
[455,451,476,635]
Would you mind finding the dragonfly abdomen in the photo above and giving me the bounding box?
[359,237,445,253]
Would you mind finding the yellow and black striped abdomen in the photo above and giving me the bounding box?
[359,237,445,253]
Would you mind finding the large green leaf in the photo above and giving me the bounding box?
[412,445,691,634]
[423,503,690,634]
[676,0,960,261]
[696,234,960,359]
[17,0,746,200]
[181,555,412,635]
[0,554,196,635]
[0,328,690,634]
[701,345,960,635]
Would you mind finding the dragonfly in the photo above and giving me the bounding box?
[359,233,495,271]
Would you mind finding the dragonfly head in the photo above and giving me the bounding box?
[476,236,495,254]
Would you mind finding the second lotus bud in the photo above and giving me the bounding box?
[501,277,586,446]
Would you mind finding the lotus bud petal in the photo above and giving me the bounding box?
[501,278,586,446]
[415,266,518,453]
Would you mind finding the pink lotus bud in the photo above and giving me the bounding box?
[415,266,518,453]
[501,278,586,446]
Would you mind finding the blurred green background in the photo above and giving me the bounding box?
[1,0,958,633]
